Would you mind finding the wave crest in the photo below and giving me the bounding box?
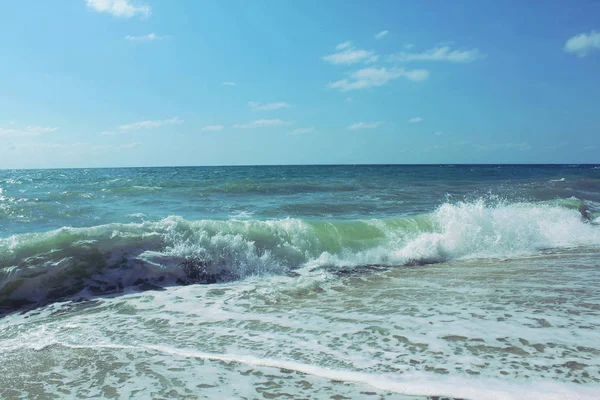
[1,199,599,308]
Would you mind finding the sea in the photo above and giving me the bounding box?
[1,165,600,399]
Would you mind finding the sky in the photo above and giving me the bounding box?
[0,0,599,168]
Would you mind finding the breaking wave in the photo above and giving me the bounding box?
[1,198,599,308]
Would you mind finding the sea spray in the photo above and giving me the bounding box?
[2,199,599,308]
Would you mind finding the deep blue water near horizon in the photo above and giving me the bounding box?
[1,164,600,399]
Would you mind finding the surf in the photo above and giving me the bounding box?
[1,198,599,309]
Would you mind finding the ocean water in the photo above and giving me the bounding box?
[1,165,600,399]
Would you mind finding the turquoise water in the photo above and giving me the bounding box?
[3,165,599,236]
[1,165,600,399]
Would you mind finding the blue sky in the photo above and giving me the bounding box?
[1,0,599,168]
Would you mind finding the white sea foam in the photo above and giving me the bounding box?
[133,345,600,400]
[2,243,600,399]
[1,199,599,305]
[307,200,600,268]
[228,210,255,220]
[3,340,598,400]
[126,212,147,219]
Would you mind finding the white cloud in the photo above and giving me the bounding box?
[222,81,236,86]
[86,0,150,18]
[336,41,353,51]
[201,125,224,132]
[504,142,531,151]
[469,142,531,151]
[347,122,382,130]
[11,142,61,150]
[404,43,415,49]
[564,31,600,57]
[409,117,422,123]
[289,127,314,135]
[233,119,292,129]
[328,67,429,91]
[248,101,291,111]
[388,46,484,63]
[14,141,142,151]
[324,42,377,65]
[543,142,568,150]
[375,30,389,40]
[0,125,58,137]
[119,142,142,149]
[125,33,166,42]
[434,131,444,136]
[119,117,182,132]
[345,97,353,103]
[25,126,59,133]
[392,68,427,82]
[17,142,65,149]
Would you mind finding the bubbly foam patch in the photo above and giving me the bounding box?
[2,339,599,400]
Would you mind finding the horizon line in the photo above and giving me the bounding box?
[1,162,599,171]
